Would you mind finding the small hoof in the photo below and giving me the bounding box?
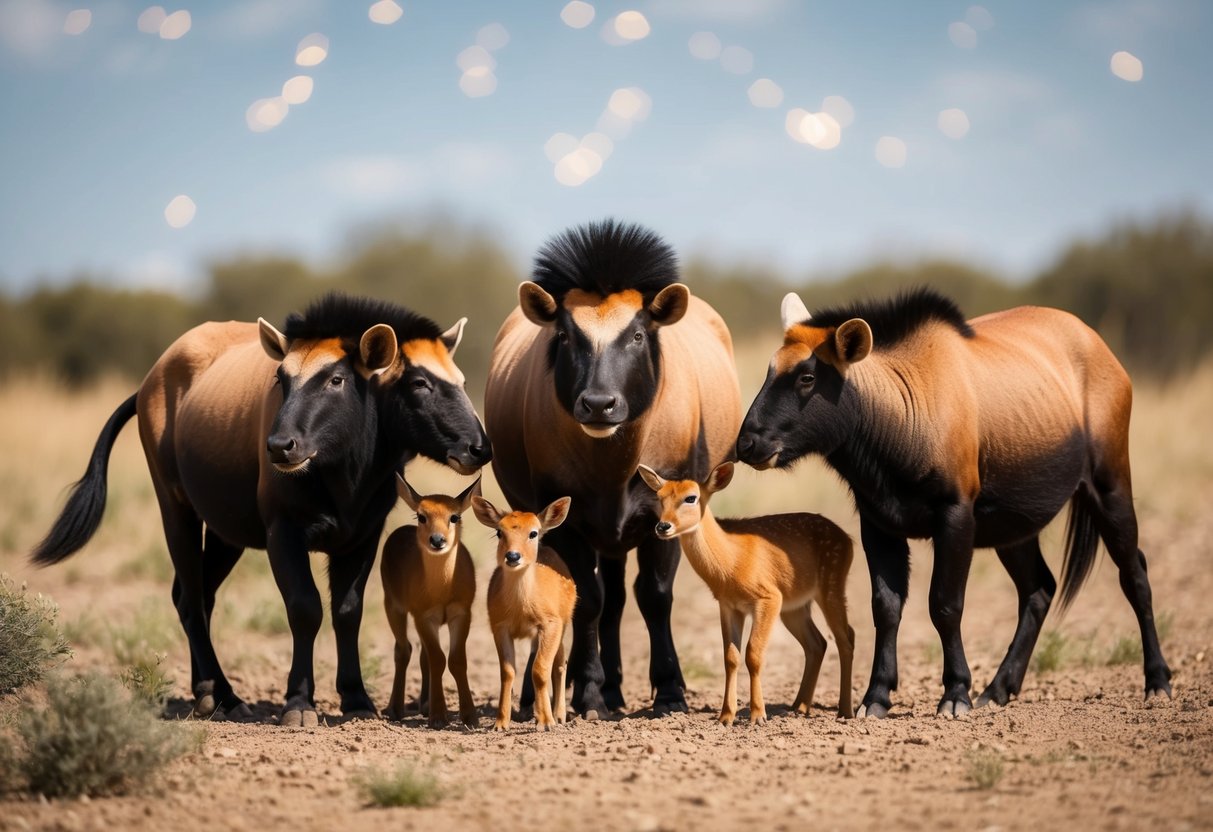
[718,713,735,727]
[461,713,481,729]
[493,721,509,732]
[281,708,319,728]
[1145,686,1172,701]
[750,715,767,727]
[222,702,255,722]
[427,718,449,730]
[582,709,600,722]
[194,694,217,719]
[855,702,889,720]
[345,709,378,721]
[936,699,971,719]
[835,708,851,721]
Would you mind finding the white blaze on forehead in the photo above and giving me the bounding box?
[402,340,465,385]
[280,339,347,382]
[565,288,644,352]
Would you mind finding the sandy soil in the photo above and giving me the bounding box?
[1,376,1211,831]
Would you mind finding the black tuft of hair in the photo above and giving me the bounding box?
[533,219,679,301]
[283,291,443,343]
[808,287,974,348]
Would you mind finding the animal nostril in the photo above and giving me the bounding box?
[505,551,521,564]
[656,522,672,535]
[268,435,296,454]
[429,534,446,549]
[737,434,754,455]
[581,393,617,418]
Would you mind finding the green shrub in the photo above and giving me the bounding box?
[108,598,176,665]
[0,575,71,694]
[120,653,174,706]
[355,761,444,808]
[244,598,290,635]
[1032,630,1067,674]
[966,749,1005,790]
[1106,635,1144,667]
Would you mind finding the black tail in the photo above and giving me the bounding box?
[1058,483,1101,610]
[31,393,138,566]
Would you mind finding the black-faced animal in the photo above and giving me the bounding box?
[484,220,741,718]
[737,288,1171,718]
[33,292,491,726]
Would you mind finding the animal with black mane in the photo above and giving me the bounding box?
[737,288,1171,717]
[32,293,491,726]
[484,220,741,717]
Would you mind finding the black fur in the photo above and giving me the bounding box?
[284,291,442,343]
[533,220,679,302]
[808,287,974,347]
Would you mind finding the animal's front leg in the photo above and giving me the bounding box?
[636,535,687,714]
[328,543,378,717]
[493,626,516,732]
[414,612,449,728]
[719,605,744,726]
[547,527,608,719]
[267,522,323,727]
[857,515,910,720]
[930,502,976,718]
[446,606,479,727]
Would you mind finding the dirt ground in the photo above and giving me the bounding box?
[1,375,1212,831]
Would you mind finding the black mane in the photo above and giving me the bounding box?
[284,292,442,342]
[809,287,974,348]
[533,219,679,301]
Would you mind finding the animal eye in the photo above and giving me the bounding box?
[556,330,569,344]
[495,530,501,539]
[799,373,815,386]
[450,514,460,524]
[417,513,427,524]
[412,377,432,391]
[528,530,538,539]
[330,376,345,388]
[632,330,643,343]
[684,495,698,504]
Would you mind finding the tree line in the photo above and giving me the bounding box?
[2,211,1209,386]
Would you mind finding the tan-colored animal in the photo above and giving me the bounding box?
[380,475,481,728]
[638,462,855,726]
[472,495,577,732]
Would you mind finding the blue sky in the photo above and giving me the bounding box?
[1,0,1210,292]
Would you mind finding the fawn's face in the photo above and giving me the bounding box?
[493,513,545,571]
[652,480,705,539]
[414,496,464,555]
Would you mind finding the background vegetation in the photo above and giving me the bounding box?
[2,210,1210,387]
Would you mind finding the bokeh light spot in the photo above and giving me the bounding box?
[966,5,994,31]
[368,1,403,25]
[544,132,580,163]
[561,1,595,29]
[608,87,651,121]
[948,21,977,49]
[799,112,841,150]
[720,45,753,74]
[295,33,329,66]
[821,95,854,128]
[137,6,166,34]
[159,9,191,40]
[477,22,509,51]
[63,9,91,35]
[876,136,907,168]
[246,97,289,132]
[457,45,495,71]
[282,75,313,105]
[688,31,721,60]
[938,108,970,139]
[747,78,783,108]
[459,66,497,98]
[613,11,650,41]
[164,195,196,229]
[1110,51,1143,82]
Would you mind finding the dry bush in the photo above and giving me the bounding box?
[354,761,445,808]
[0,575,71,694]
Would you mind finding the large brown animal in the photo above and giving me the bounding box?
[33,293,491,725]
[484,220,741,717]
[736,288,1171,718]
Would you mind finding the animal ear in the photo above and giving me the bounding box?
[396,474,423,511]
[471,495,503,528]
[780,293,811,331]
[648,283,690,327]
[636,465,666,492]
[539,496,572,531]
[834,318,873,366]
[455,476,482,512]
[704,461,734,494]
[258,318,288,362]
[441,317,467,357]
[360,324,399,374]
[519,281,558,327]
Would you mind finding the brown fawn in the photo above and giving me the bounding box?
[472,495,577,731]
[638,462,855,725]
[380,475,481,728]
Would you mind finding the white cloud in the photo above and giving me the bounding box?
[0,0,62,58]
[323,156,421,200]
[649,0,788,23]
[321,144,515,202]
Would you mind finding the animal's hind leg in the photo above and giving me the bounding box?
[780,607,825,717]
[1090,472,1172,698]
[818,592,856,719]
[635,536,687,715]
[199,529,247,716]
[161,500,235,718]
[857,516,910,719]
[928,503,976,718]
[975,538,1055,708]
[599,555,627,712]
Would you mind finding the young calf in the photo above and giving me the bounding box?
[380,475,481,728]
[638,462,855,725]
[472,495,577,731]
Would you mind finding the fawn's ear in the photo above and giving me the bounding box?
[539,496,572,531]
[636,465,666,492]
[704,461,735,495]
[471,495,504,528]
[455,476,482,512]
[396,474,424,511]
[258,317,288,362]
